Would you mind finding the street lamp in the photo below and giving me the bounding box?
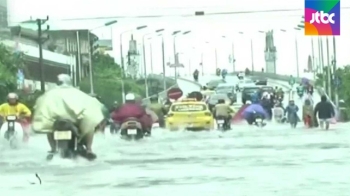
[173,30,191,80]
[119,25,147,78]
[280,28,301,78]
[142,28,164,97]
[239,31,264,72]
[158,32,167,91]
[88,20,117,94]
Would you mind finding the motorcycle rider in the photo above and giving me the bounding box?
[57,73,73,86]
[314,95,335,130]
[307,84,314,95]
[33,74,105,159]
[213,99,233,128]
[149,95,167,128]
[0,93,32,120]
[221,68,228,79]
[285,100,300,128]
[216,68,221,76]
[111,93,152,133]
[261,93,273,120]
[193,69,199,81]
[297,83,304,98]
[243,101,268,125]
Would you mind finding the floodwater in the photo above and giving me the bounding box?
[0,76,347,196]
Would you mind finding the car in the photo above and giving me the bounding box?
[207,94,232,112]
[236,79,256,91]
[206,79,226,90]
[215,83,237,103]
[165,98,214,131]
[251,77,267,85]
[241,86,261,104]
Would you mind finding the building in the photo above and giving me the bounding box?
[7,21,100,86]
[0,0,7,27]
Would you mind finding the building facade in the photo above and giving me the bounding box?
[0,0,7,27]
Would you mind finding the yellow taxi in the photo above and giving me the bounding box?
[165,98,214,131]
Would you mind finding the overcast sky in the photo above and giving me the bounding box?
[7,0,350,77]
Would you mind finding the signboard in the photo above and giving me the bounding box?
[167,87,183,100]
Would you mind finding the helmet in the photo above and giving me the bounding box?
[57,74,72,86]
[125,93,135,101]
[8,92,18,99]
[246,100,252,104]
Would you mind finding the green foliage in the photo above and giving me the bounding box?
[316,65,350,113]
[245,68,251,75]
[79,53,145,108]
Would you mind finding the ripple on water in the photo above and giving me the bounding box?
[0,124,350,195]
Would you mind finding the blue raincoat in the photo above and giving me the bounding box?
[242,104,268,119]
[285,104,300,123]
[221,69,227,77]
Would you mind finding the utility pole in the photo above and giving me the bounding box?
[36,16,50,92]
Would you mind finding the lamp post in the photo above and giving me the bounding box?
[222,35,235,73]
[88,20,117,94]
[119,25,147,78]
[280,28,301,78]
[142,28,164,97]
[173,30,191,80]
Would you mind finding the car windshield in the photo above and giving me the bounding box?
[244,88,260,93]
[171,104,207,112]
[262,87,273,91]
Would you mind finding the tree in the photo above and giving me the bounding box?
[79,53,145,108]
[316,65,350,113]
[0,44,25,100]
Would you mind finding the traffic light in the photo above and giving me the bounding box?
[90,36,99,59]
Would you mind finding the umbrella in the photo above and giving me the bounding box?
[242,104,268,118]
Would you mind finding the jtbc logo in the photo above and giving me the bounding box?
[310,11,335,24]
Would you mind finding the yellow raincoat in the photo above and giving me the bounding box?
[0,103,31,118]
[32,86,105,136]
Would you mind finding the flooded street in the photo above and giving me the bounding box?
[0,76,348,196]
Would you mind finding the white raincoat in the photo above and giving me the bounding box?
[32,86,105,136]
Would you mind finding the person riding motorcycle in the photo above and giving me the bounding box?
[32,74,105,159]
[0,92,31,120]
[213,99,233,128]
[149,95,167,128]
[221,69,228,79]
[307,84,314,95]
[297,84,304,98]
[216,68,221,76]
[111,93,152,133]
[193,69,199,81]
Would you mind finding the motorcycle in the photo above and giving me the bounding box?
[254,114,266,127]
[0,115,24,149]
[216,116,230,131]
[47,119,94,161]
[120,118,147,140]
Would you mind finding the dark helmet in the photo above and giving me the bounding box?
[150,95,158,102]
[218,99,225,104]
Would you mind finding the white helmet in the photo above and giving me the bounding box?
[8,92,18,99]
[57,74,72,86]
[125,93,135,101]
[246,100,252,104]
